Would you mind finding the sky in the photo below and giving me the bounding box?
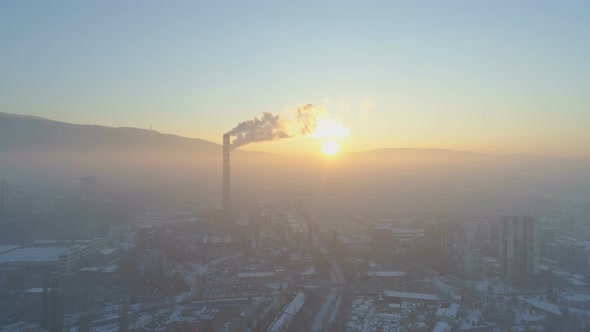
[1,0,589,157]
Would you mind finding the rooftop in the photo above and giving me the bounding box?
[0,245,21,254]
[237,271,276,278]
[367,271,407,278]
[100,248,118,256]
[383,291,438,301]
[0,246,70,265]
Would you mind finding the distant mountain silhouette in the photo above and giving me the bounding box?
[0,112,220,154]
[1,112,588,216]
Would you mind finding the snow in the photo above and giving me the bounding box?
[362,307,375,332]
[383,291,437,301]
[267,292,305,332]
[514,307,544,324]
[366,271,407,278]
[328,295,343,325]
[310,291,337,332]
[237,271,276,278]
[284,292,305,316]
[100,248,118,255]
[567,277,588,286]
[367,261,381,270]
[561,292,590,304]
[435,307,457,319]
[346,297,375,332]
[432,321,451,332]
[432,276,459,298]
[0,245,21,254]
[520,297,562,316]
[460,308,482,329]
[193,263,208,276]
[0,246,70,264]
[131,312,152,329]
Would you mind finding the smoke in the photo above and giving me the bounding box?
[226,112,290,148]
[296,104,322,135]
[226,104,324,148]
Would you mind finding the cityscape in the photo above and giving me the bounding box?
[1,112,590,332]
[1,1,590,332]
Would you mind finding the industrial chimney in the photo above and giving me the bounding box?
[222,133,231,222]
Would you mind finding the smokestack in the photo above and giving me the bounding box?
[222,133,231,222]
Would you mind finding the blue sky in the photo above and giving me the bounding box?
[1,1,589,156]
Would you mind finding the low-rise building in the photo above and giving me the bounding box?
[383,290,438,305]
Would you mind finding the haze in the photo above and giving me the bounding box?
[1,1,590,332]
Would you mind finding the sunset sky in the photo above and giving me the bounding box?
[1,1,589,157]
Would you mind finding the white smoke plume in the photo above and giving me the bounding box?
[226,104,324,148]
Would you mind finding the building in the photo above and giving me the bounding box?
[382,290,438,305]
[267,292,305,332]
[1,321,48,332]
[58,238,106,274]
[0,246,70,268]
[543,236,590,273]
[0,181,32,221]
[499,216,540,285]
[0,239,107,275]
[455,241,479,280]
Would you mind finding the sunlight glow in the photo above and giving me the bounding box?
[311,116,348,156]
[311,117,349,139]
[322,139,340,156]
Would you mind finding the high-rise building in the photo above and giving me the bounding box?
[0,181,34,221]
[499,216,540,285]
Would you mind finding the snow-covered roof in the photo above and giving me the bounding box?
[202,235,232,244]
[383,291,437,301]
[100,248,118,256]
[1,321,47,332]
[481,257,499,264]
[367,271,407,278]
[521,297,562,316]
[567,277,588,287]
[432,321,451,332]
[435,307,458,318]
[267,293,305,332]
[0,245,21,254]
[237,271,276,278]
[284,292,305,316]
[378,313,402,321]
[0,246,70,264]
[303,266,317,276]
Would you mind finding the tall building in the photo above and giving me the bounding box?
[0,180,30,221]
[499,216,540,285]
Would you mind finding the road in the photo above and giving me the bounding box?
[308,245,348,331]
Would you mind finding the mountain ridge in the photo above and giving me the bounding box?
[0,111,576,160]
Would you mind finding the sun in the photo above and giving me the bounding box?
[322,139,340,156]
[309,115,348,156]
